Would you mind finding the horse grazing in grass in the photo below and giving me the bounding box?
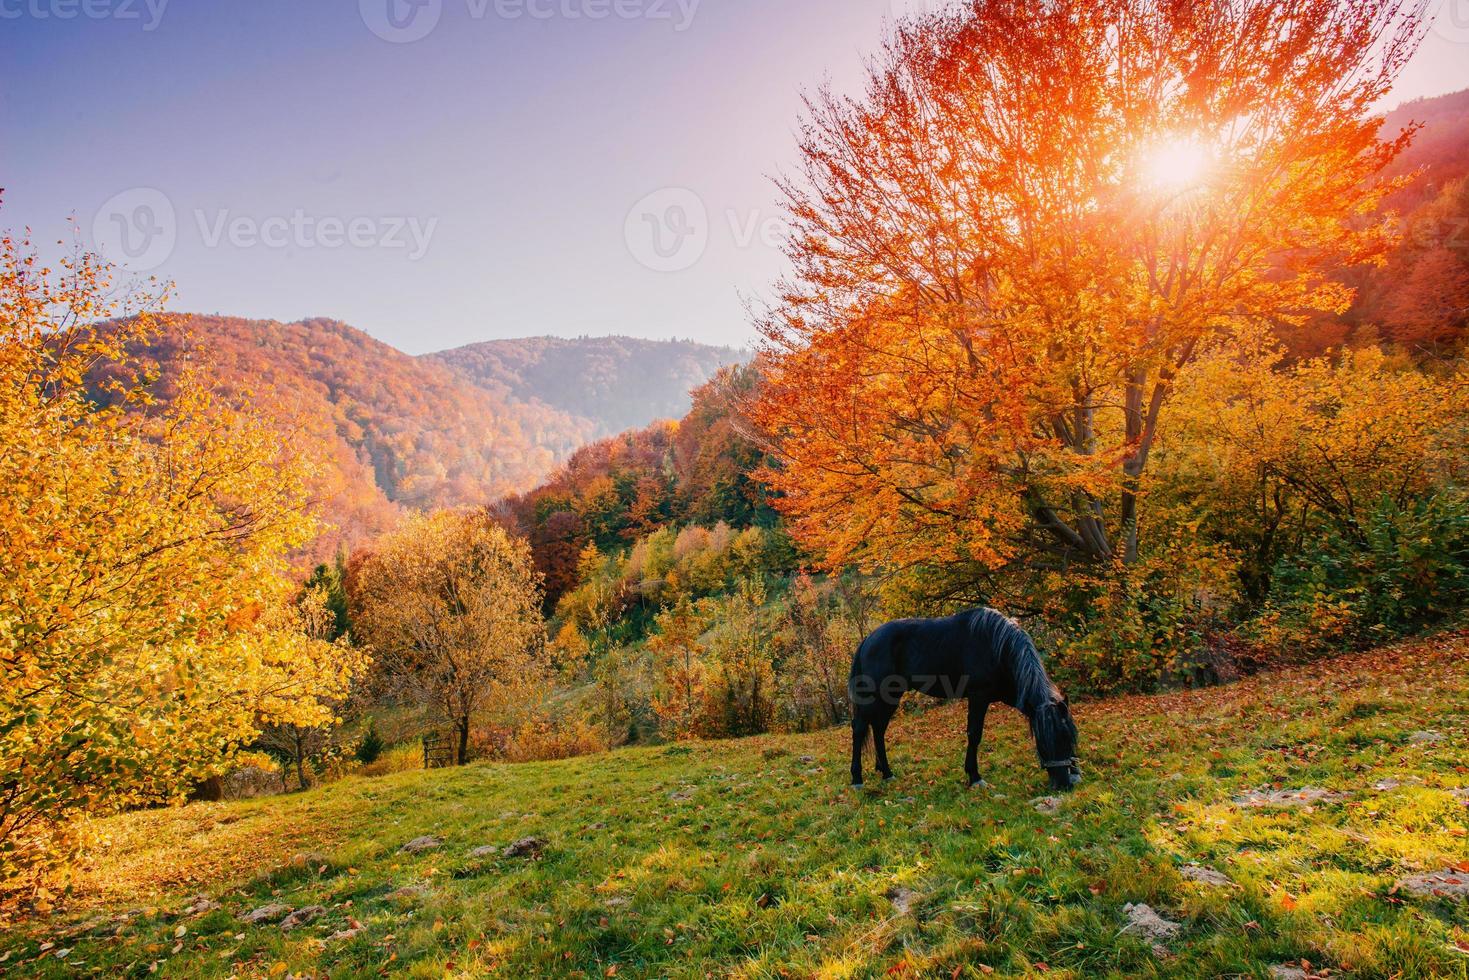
[848,608,1081,792]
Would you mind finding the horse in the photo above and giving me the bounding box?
[847,608,1081,792]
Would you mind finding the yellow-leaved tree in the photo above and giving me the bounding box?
[351,510,546,765]
[0,228,365,901]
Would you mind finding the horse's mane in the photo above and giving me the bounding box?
[966,608,1057,713]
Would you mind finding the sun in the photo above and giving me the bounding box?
[1139,136,1214,192]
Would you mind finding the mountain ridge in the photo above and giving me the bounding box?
[105,314,746,556]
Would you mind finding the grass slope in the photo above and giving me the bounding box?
[7,637,1469,978]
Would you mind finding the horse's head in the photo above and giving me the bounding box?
[1033,696,1081,791]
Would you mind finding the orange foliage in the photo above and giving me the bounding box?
[754,0,1425,590]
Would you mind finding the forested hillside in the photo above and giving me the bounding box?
[93,316,744,558]
[429,335,747,440]
[1320,87,1469,355]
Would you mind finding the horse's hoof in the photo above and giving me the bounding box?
[968,779,989,789]
[850,782,864,790]
[880,772,895,781]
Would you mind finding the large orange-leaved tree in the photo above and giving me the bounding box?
[753,0,1427,608]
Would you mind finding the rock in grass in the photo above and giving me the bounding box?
[885,887,920,916]
[1233,787,1347,808]
[503,836,547,859]
[239,903,291,926]
[1032,796,1064,814]
[398,835,444,855]
[1394,870,1469,900]
[1269,966,1309,980]
[1178,864,1232,887]
[279,906,325,931]
[180,895,218,917]
[1408,730,1445,745]
[468,845,500,860]
[1121,903,1182,945]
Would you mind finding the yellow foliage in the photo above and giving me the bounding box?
[0,230,365,893]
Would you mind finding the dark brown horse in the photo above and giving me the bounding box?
[848,608,1081,791]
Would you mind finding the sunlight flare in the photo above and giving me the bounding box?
[1139,135,1214,192]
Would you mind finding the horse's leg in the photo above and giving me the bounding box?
[850,712,870,788]
[872,705,895,781]
[964,698,989,788]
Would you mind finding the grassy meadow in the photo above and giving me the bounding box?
[4,635,1468,979]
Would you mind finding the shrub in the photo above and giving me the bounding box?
[1254,493,1469,653]
[355,723,385,766]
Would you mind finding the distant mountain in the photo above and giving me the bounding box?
[98,317,745,557]
[1380,87,1469,213]
[426,336,748,441]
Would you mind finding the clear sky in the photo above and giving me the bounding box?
[4,0,1469,354]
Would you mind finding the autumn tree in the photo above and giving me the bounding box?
[255,584,361,791]
[647,596,707,739]
[352,510,546,765]
[0,228,363,896]
[754,0,1427,601]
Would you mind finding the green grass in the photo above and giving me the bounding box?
[5,636,1468,978]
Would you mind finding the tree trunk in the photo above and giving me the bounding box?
[294,731,308,791]
[456,716,470,766]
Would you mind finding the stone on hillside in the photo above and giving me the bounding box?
[398,835,444,855]
[180,895,218,917]
[240,902,291,926]
[886,887,920,916]
[384,885,428,902]
[1178,865,1233,887]
[279,905,325,931]
[1395,870,1469,900]
[1409,730,1445,744]
[503,836,547,859]
[1270,966,1308,980]
[468,845,500,860]
[1121,903,1182,944]
[330,926,363,942]
[1032,796,1063,814]
[1233,787,1347,808]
